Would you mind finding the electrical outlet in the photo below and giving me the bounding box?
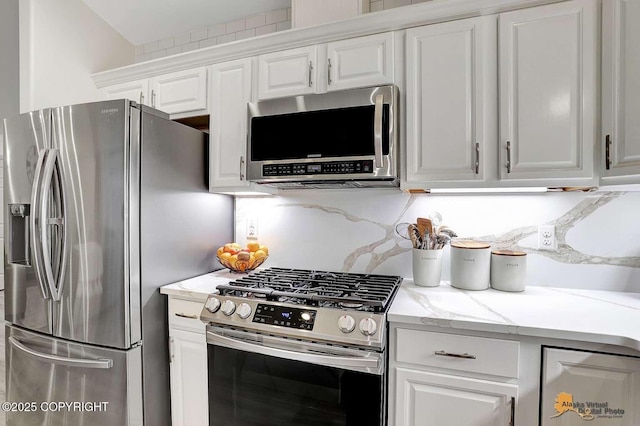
[538,225,556,250]
[246,217,258,240]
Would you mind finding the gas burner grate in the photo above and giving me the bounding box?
[216,267,403,312]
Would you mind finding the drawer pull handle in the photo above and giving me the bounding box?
[434,350,476,359]
[174,313,198,319]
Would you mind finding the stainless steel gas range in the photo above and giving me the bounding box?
[200,267,403,426]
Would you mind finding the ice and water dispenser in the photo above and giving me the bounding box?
[8,204,31,265]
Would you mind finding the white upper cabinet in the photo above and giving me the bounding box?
[103,79,149,105]
[258,46,319,100]
[498,0,597,186]
[601,0,640,183]
[326,32,394,92]
[208,58,275,194]
[405,17,492,187]
[209,58,254,189]
[103,67,208,118]
[150,68,208,117]
[257,32,394,100]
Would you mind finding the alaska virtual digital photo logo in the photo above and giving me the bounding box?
[551,392,625,421]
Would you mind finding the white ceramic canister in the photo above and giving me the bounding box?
[412,248,444,287]
[450,240,492,290]
[490,250,527,292]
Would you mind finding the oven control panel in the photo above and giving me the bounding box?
[253,304,316,330]
[201,295,387,349]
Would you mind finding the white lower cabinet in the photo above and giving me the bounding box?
[395,368,517,426]
[168,298,208,426]
[390,327,519,426]
[540,347,640,426]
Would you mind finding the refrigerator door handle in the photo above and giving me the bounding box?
[29,148,50,299]
[39,149,68,302]
[8,336,113,369]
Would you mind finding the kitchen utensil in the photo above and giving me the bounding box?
[491,250,527,292]
[416,217,433,249]
[395,222,423,249]
[450,240,492,290]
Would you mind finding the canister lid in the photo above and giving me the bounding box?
[491,249,527,256]
[451,240,491,249]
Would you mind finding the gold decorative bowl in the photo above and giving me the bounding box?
[217,254,268,273]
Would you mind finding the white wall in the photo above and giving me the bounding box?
[0,0,19,290]
[20,0,134,112]
[235,190,640,293]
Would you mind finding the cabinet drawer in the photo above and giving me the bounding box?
[395,329,519,378]
[169,298,206,333]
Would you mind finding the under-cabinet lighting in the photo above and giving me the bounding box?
[427,187,549,194]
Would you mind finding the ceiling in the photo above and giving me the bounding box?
[81,0,291,46]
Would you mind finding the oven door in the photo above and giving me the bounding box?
[206,326,386,426]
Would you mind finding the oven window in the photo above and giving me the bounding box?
[250,105,390,161]
[208,345,384,426]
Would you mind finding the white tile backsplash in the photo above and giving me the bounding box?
[235,190,640,292]
[135,7,293,63]
[246,13,267,29]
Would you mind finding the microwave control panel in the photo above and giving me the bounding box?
[262,160,373,176]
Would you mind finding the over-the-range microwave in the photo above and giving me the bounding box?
[247,85,399,189]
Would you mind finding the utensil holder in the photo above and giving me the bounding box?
[412,248,444,287]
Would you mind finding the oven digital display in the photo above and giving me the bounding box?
[253,304,316,330]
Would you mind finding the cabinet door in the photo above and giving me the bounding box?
[103,79,149,105]
[541,348,640,426]
[601,0,640,181]
[498,0,596,184]
[405,17,491,186]
[169,328,208,426]
[257,46,318,100]
[209,58,253,189]
[395,367,517,426]
[326,32,394,92]
[150,67,208,116]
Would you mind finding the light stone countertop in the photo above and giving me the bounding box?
[159,269,243,302]
[389,280,640,352]
[160,272,640,352]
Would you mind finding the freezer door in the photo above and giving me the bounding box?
[50,101,131,349]
[3,109,54,335]
[6,325,143,426]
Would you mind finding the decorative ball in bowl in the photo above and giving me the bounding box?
[216,242,269,273]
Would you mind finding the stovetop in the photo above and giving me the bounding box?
[215,267,403,313]
[201,267,403,350]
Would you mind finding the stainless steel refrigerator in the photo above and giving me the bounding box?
[3,100,233,425]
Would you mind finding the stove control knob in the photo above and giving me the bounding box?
[337,315,356,333]
[221,300,236,316]
[236,303,252,319]
[359,318,378,336]
[204,297,221,313]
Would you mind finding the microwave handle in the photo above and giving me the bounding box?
[374,94,383,168]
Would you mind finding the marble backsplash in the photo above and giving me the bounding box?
[234,190,640,292]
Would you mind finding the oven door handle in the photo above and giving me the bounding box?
[207,330,380,371]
